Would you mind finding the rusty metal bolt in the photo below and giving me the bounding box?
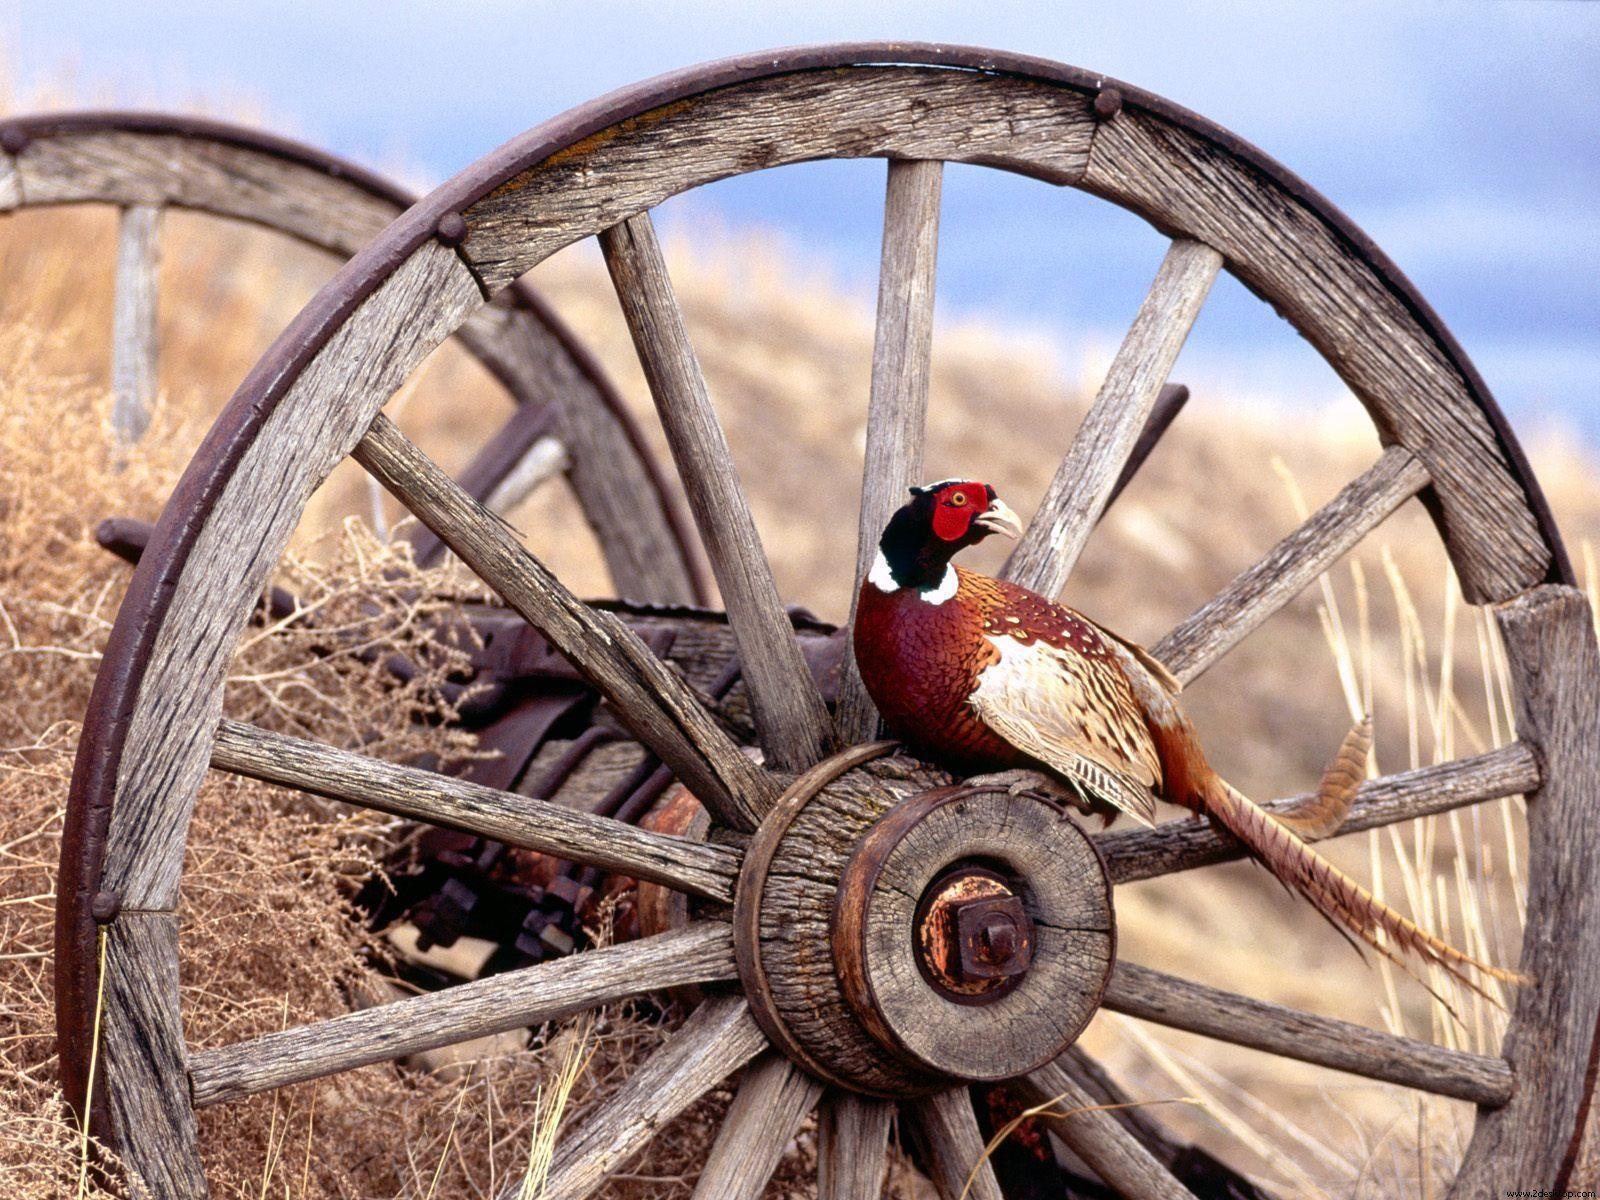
[1093,88,1124,120]
[955,894,1033,980]
[436,211,469,247]
[914,868,1036,1001]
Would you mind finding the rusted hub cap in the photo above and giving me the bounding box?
[914,866,1036,1000]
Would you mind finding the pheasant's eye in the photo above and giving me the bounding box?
[949,493,968,507]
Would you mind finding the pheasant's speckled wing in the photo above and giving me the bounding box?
[968,628,1162,826]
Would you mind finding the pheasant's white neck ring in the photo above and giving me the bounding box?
[868,551,958,605]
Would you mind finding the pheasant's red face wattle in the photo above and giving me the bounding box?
[927,482,990,542]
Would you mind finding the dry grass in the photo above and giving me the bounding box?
[0,140,1597,1194]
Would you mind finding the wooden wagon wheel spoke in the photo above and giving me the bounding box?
[353,411,776,831]
[110,201,162,446]
[1098,740,1540,883]
[209,719,740,901]
[599,212,835,771]
[1101,959,1514,1106]
[515,995,767,1200]
[187,923,735,1107]
[1153,444,1432,684]
[1015,1057,1200,1200]
[409,398,561,565]
[690,1052,825,1200]
[908,1087,1004,1200]
[817,1091,894,1199]
[1004,239,1223,597]
[835,158,945,746]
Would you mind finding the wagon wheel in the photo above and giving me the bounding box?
[56,44,1600,1199]
[0,110,704,602]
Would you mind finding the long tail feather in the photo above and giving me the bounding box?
[1274,716,1371,840]
[1198,771,1529,993]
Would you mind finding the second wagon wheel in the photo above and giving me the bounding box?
[57,44,1600,1199]
[0,110,703,603]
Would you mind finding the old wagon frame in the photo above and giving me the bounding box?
[55,44,1599,1199]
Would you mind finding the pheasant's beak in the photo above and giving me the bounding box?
[975,498,1023,540]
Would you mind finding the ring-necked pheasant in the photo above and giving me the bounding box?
[852,478,1524,992]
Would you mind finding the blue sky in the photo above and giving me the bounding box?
[8,1,1598,437]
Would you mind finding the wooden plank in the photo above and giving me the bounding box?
[210,719,741,902]
[599,213,835,773]
[1453,586,1600,1194]
[0,149,21,209]
[817,1091,893,1200]
[1004,239,1221,597]
[464,68,1097,290]
[1084,105,1551,601]
[110,203,162,446]
[101,240,484,910]
[520,996,766,1200]
[1103,959,1513,1106]
[189,923,736,1107]
[1104,382,1188,512]
[690,1053,823,1199]
[480,433,569,514]
[1017,1058,1198,1200]
[1099,741,1538,883]
[457,297,701,603]
[836,158,943,746]
[1154,445,1430,683]
[16,129,394,255]
[354,412,776,832]
[908,1087,1003,1200]
[101,911,208,1198]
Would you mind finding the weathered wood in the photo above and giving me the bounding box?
[481,433,569,515]
[1154,445,1430,683]
[690,1053,823,1199]
[189,923,736,1107]
[354,412,776,832]
[464,68,1096,290]
[908,1087,1003,1200]
[1453,586,1600,1194]
[102,241,484,910]
[833,788,1112,1083]
[1099,741,1538,883]
[738,752,951,1096]
[1052,1046,1191,1173]
[0,149,21,209]
[599,213,835,773]
[1104,959,1513,1106]
[1004,239,1221,597]
[1017,1058,1198,1200]
[1084,104,1551,601]
[110,203,162,446]
[837,158,943,745]
[101,911,208,1198]
[455,295,701,603]
[817,1091,893,1200]
[521,996,767,1200]
[1104,383,1189,511]
[15,129,395,254]
[210,718,741,902]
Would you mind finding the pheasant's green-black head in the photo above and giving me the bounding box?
[872,480,1022,591]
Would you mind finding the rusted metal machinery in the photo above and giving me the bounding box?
[54,45,1599,1199]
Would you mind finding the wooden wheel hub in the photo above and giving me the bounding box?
[734,760,1115,1096]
